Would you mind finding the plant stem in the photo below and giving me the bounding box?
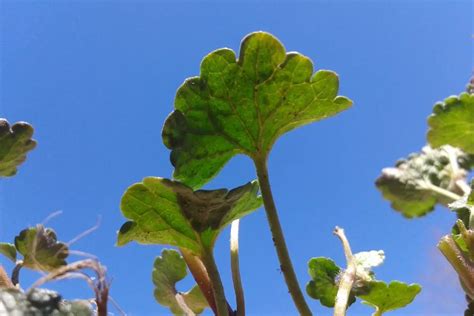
[333,227,356,316]
[180,248,218,314]
[438,235,474,298]
[424,182,462,202]
[11,260,23,286]
[254,157,312,316]
[200,248,229,316]
[230,220,245,316]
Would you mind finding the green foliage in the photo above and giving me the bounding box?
[0,119,36,177]
[14,225,68,271]
[307,249,420,314]
[0,243,17,263]
[306,257,355,308]
[427,92,474,154]
[153,249,208,315]
[376,145,473,218]
[162,31,352,189]
[358,281,421,316]
[117,177,262,253]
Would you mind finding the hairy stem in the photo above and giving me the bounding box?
[438,235,474,298]
[230,220,245,316]
[11,260,23,286]
[333,227,355,316]
[254,157,312,316]
[200,248,229,316]
[424,182,462,202]
[180,248,218,314]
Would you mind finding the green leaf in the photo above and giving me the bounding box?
[358,281,421,315]
[375,145,473,218]
[427,92,474,154]
[118,177,262,253]
[0,243,17,263]
[0,119,36,177]
[14,225,68,271]
[306,257,355,308]
[162,31,352,188]
[153,249,208,315]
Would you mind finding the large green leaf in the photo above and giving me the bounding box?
[14,225,68,271]
[427,92,474,154]
[306,257,355,308]
[162,31,352,188]
[153,249,208,315]
[376,145,473,218]
[358,281,421,316]
[117,178,262,253]
[0,119,36,177]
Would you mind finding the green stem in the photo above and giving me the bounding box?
[180,248,218,315]
[438,235,474,298]
[333,227,355,316]
[254,157,312,316]
[230,220,245,316]
[201,248,229,316]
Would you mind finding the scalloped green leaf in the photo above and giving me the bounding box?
[153,249,208,315]
[117,178,262,253]
[14,225,68,271]
[0,243,17,263]
[358,281,421,316]
[427,92,474,154]
[376,145,473,218]
[0,119,36,177]
[162,31,352,188]
[306,257,355,308]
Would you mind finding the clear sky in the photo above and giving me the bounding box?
[0,1,472,315]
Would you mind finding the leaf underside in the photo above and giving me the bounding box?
[376,145,473,218]
[14,225,68,271]
[359,281,421,315]
[0,243,17,263]
[0,119,36,178]
[427,92,474,154]
[117,177,262,253]
[306,257,355,308]
[162,31,352,189]
[153,249,208,315]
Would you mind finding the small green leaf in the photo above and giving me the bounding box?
[358,281,421,315]
[0,243,17,263]
[153,249,208,315]
[427,92,474,154]
[162,31,352,188]
[306,257,355,308]
[118,178,262,253]
[376,145,473,218]
[14,225,68,271]
[0,119,36,177]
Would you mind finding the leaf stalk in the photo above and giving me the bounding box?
[200,248,229,316]
[333,227,355,316]
[230,220,245,316]
[254,156,312,316]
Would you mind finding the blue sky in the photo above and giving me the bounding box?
[0,1,472,315]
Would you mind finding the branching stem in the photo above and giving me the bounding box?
[333,227,356,316]
[230,220,245,316]
[254,156,312,316]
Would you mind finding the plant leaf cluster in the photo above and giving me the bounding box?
[376,145,473,218]
[306,251,420,315]
[0,225,68,271]
[0,119,36,177]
